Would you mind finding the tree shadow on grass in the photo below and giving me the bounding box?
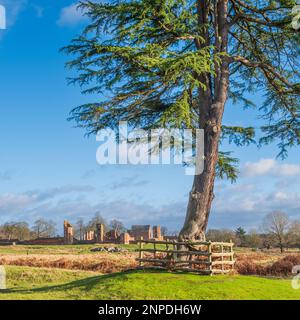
[1,269,154,296]
[0,268,229,298]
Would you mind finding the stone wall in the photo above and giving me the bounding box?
[119,232,135,244]
[22,237,65,245]
[129,225,152,240]
[153,226,163,240]
[84,230,95,241]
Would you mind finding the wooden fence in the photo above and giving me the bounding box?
[136,239,235,275]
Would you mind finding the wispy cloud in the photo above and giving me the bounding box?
[1,179,300,232]
[31,4,44,18]
[24,185,95,201]
[0,171,12,181]
[109,175,149,189]
[242,158,300,177]
[57,2,88,27]
[0,187,185,231]
[0,184,95,219]
[81,169,96,179]
[210,180,300,230]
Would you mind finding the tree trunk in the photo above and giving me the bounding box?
[279,239,284,253]
[179,101,226,241]
[179,0,229,242]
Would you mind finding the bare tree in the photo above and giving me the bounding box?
[287,220,300,248]
[109,219,126,235]
[32,219,56,238]
[263,211,290,253]
[1,221,31,240]
[13,222,31,240]
[2,222,17,240]
[245,230,262,249]
[87,212,108,232]
[75,218,85,240]
[161,226,168,236]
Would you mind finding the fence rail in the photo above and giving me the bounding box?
[136,239,235,275]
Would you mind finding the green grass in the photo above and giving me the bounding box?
[0,266,299,300]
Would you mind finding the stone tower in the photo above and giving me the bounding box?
[96,223,104,243]
[63,220,73,245]
[153,226,162,240]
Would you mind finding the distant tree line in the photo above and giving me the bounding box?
[2,211,296,251]
[206,211,300,252]
[0,219,57,241]
[0,212,170,241]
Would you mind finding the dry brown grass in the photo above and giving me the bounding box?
[1,246,300,276]
[235,250,300,276]
[0,253,137,273]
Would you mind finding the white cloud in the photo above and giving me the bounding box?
[0,193,34,212]
[57,3,88,27]
[1,159,300,231]
[1,178,300,232]
[242,158,300,177]
[0,185,95,218]
[0,188,186,232]
[210,180,300,230]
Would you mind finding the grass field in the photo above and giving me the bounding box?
[0,245,299,300]
[0,266,299,300]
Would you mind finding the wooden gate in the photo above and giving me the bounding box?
[136,239,235,275]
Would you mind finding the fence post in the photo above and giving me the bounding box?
[230,239,234,271]
[221,244,224,273]
[208,241,212,275]
[172,240,177,264]
[139,238,144,267]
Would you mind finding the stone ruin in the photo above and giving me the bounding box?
[83,230,95,241]
[62,221,164,245]
[64,220,74,245]
[96,223,104,242]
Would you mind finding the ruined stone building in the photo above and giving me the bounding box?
[73,223,164,245]
[153,226,162,240]
[83,230,95,241]
[119,225,164,244]
[63,220,73,245]
[95,223,104,242]
[6,220,166,246]
[130,225,152,240]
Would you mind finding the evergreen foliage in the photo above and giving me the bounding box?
[63,0,299,180]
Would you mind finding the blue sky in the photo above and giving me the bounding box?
[0,0,299,234]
